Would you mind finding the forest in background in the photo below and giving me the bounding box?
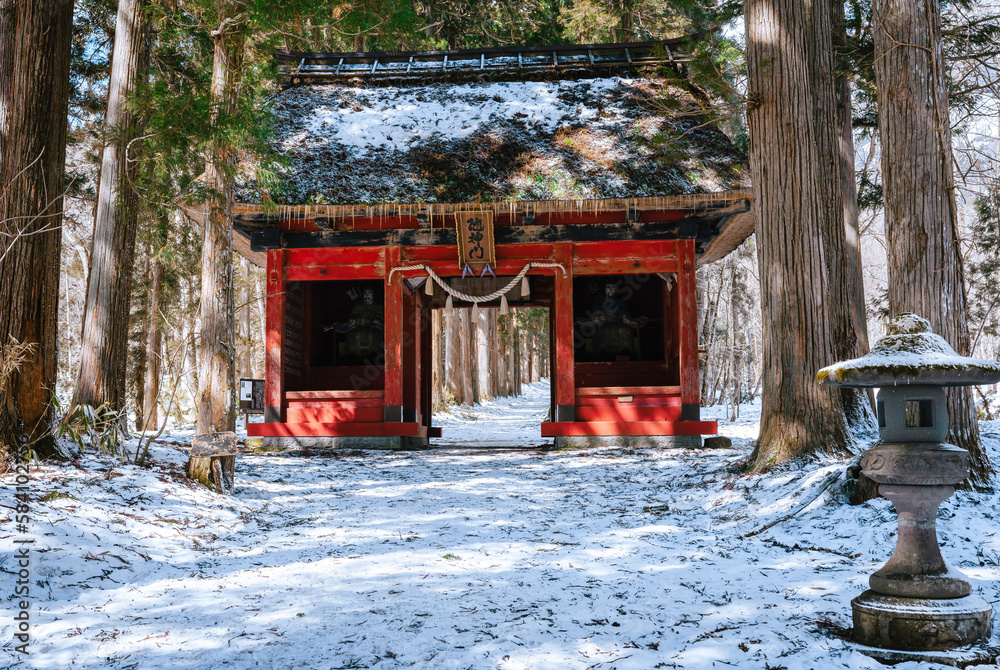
[3,0,1000,477]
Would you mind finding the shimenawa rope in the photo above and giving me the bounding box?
[386,262,567,308]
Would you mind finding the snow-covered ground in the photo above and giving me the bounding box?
[432,381,553,448]
[3,380,1000,669]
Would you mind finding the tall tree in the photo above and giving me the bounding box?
[72,0,150,414]
[744,0,869,471]
[831,0,870,372]
[0,0,75,458]
[873,0,991,488]
[140,214,169,430]
[186,2,244,487]
[196,5,244,436]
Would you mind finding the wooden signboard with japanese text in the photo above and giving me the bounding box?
[455,210,495,272]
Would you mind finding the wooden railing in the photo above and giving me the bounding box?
[274,37,699,85]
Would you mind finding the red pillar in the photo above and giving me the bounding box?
[553,242,575,422]
[265,249,285,423]
[384,246,403,421]
[402,289,421,424]
[678,239,700,420]
[420,298,433,428]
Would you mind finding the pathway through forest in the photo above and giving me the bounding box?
[432,378,553,448]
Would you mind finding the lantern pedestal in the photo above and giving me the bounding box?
[852,591,992,652]
[816,314,1000,656]
[852,441,992,651]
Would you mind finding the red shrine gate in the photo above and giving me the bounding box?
[242,195,749,448]
[216,38,757,448]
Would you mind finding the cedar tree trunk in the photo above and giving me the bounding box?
[141,242,164,430]
[0,0,74,458]
[446,305,460,402]
[745,0,862,471]
[73,0,149,414]
[873,0,992,488]
[190,15,244,486]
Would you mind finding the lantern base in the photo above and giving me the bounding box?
[852,590,992,651]
[852,642,999,668]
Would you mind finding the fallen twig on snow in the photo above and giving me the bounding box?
[739,471,842,539]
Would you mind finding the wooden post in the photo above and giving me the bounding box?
[384,246,403,421]
[663,274,680,385]
[420,299,433,427]
[264,249,285,423]
[678,239,700,421]
[402,289,420,423]
[553,242,575,421]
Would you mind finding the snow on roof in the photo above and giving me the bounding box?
[239,75,748,205]
[817,314,1000,387]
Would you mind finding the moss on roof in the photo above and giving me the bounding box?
[239,74,748,206]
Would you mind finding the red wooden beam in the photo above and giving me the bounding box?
[575,406,683,421]
[285,406,385,423]
[540,420,718,437]
[406,242,555,262]
[248,421,428,437]
[572,239,678,259]
[572,258,678,275]
[384,246,404,421]
[287,265,385,281]
[576,386,682,397]
[286,247,385,267]
[553,242,575,421]
[285,389,384,400]
[265,249,285,422]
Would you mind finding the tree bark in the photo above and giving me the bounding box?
[72,0,149,415]
[510,319,524,395]
[873,0,991,488]
[433,308,445,407]
[195,20,243,435]
[0,0,74,458]
[832,0,870,359]
[241,258,252,376]
[497,311,505,397]
[460,309,473,405]
[745,0,858,470]
[826,0,875,430]
[486,309,498,399]
[470,309,481,403]
[133,247,150,431]
[730,271,742,421]
[190,10,244,487]
[446,305,460,402]
[141,232,164,431]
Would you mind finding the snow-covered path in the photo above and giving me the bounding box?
[4,384,1000,669]
[431,380,553,448]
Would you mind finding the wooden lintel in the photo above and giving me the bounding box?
[269,218,717,250]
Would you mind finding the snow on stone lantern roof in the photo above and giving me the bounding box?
[817,313,1000,388]
[237,73,749,206]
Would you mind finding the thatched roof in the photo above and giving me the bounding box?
[238,74,748,206]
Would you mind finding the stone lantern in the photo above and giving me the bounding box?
[817,313,1000,654]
